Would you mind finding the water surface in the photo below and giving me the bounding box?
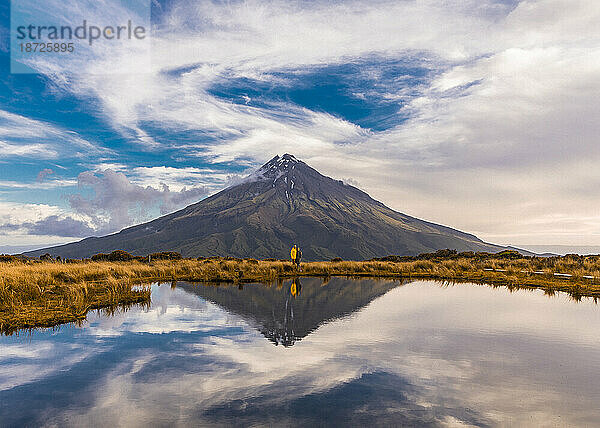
[1,278,600,427]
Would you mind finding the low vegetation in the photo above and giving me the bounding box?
[0,259,151,335]
[2,249,600,334]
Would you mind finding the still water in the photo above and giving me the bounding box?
[1,278,600,427]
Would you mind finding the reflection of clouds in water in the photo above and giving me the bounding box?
[85,283,249,337]
[0,341,95,391]
[176,282,600,426]
[61,283,600,425]
[1,281,600,426]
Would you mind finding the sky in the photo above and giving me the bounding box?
[0,0,599,253]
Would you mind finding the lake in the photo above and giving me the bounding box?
[1,278,600,427]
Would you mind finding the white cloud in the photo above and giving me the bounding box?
[67,168,211,233]
[0,201,64,225]
[0,140,57,158]
[0,179,77,190]
[130,166,231,190]
[0,162,228,240]
[0,341,97,391]
[0,110,107,159]
[0,202,85,248]
[0,156,231,239]
[0,200,96,241]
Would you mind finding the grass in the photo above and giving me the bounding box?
[2,250,600,333]
[0,261,151,335]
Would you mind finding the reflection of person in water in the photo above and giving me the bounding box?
[290,278,302,297]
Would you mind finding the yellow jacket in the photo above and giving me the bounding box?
[290,246,297,260]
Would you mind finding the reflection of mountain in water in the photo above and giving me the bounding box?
[178,277,404,347]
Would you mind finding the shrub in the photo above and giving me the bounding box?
[495,250,523,260]
[0,254,26,263]
[149,252,182,261]
[417,249,458,260]
[370,255,415,262]
[330,257,343,262]
[91,250,135,262]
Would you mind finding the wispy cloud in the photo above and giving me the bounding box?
[0,179,77,190]
[129,166,233,190]
[0,110,109,159]
[0,140,57,158]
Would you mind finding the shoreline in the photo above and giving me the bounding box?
[2,254,600,333]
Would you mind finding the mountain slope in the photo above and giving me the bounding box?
[27,154,506,260]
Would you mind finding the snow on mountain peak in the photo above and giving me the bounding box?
[256,154,299,176]
[234,154,302,186]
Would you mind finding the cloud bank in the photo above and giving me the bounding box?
[1,0,600,246]
[0,169,211,240]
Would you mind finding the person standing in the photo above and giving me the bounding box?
[290,245,297,266]
[296,246,302,270]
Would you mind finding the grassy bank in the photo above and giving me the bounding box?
[2,251,600,333]
[0,261,151,334]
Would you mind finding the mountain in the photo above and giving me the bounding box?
[27,154,508,260]
[178,277,403,347]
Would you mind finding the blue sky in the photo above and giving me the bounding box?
[0,0,599,252]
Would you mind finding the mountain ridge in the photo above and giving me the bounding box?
[26,154,509,260]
